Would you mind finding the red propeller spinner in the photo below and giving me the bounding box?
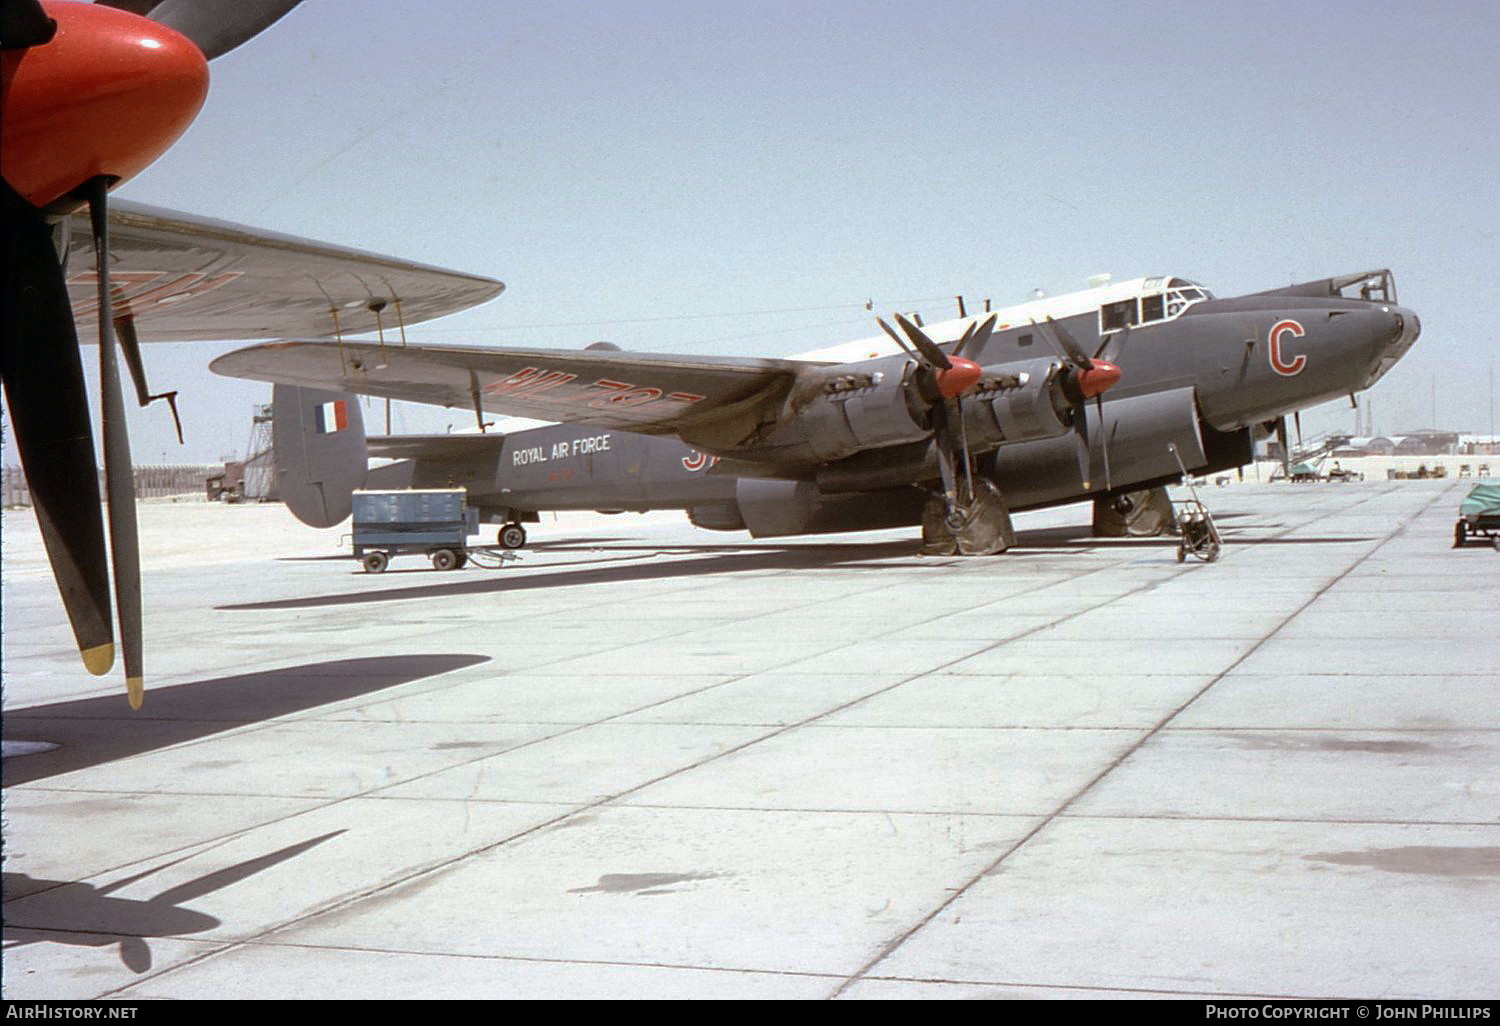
[935,355,983,400]
[1074,359,1123,399]
[1,1,209,210]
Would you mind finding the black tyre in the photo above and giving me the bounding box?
[363,551,389,574]
[499,523,527,549]
[431,548,460,571]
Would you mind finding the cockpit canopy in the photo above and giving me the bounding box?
[1099,276,1214,333]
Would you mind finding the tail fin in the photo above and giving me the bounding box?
[272,385,367,527]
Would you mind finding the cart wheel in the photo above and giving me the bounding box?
[363,551,389,574]
[1454,521,1467,548]
[1492,537,1499,552]
[499,523,527,549]
[1205,541,1221,563]
[431,548,460,571]
[1176,542,1186,563]
[455,551,469,569]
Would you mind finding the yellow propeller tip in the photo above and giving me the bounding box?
[81,643,115,676]
[126,678,144,710]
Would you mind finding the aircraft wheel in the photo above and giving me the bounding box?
[431,548,460,571]
[363,552,389,574]
[499,523,527,549]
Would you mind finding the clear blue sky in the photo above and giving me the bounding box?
[8,0,1499,463]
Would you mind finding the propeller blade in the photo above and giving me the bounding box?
[893,313,953,370]
[87,179,145,708]
[876,316,920,361]
[1068,398,1092,491]
[1096,396,1113,493]
[1041,315,1094,370]
[1,0,57,47]
[130,0,302,61]
[1,183,115,674]
[954,313,998,360]
[1094,323,1133,366]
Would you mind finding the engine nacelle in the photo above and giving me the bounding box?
[809,357,1074,494]
[744,354,1074,471]
[772,355,929,463]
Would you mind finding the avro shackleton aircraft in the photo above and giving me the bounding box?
[2,0,503,706]
[214,269,1420,553]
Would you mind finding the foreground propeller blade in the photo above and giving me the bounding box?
[1,185,115,674]
[88,178,145,708]
[129,0,302,61]
[1,0,56,47]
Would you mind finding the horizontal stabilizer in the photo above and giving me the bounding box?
[367,433,508,460]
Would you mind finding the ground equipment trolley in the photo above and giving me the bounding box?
[1167,443,1223,563]
[351,489,479,572]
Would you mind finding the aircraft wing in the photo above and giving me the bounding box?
[65,200,504,342]
[211,339,811,437]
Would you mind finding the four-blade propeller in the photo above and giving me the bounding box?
[1032,314,1127,492]
[877,312,998,529]
[0,0,301,706]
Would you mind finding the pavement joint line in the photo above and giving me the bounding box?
[71,489,1382,990]
[825,482,1458,999]
[91,548,1161,996]
[14,483,1448,996]
[5,566,908,905]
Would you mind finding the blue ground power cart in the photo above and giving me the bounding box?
[352,489,479,572]
[1453,483,1500,550]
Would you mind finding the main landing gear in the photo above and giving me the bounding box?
[498,523,528,550]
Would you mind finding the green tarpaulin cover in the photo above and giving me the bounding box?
[1459,483,1500,517]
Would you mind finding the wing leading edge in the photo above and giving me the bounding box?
[66,200,505,342]
[210,340,810,439]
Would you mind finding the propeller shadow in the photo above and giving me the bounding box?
[2,830,342,974]
[2,654,489,786]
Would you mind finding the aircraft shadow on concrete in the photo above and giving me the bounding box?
[1,831,342,974]
[1,654,489,786]
[216,540,958,611]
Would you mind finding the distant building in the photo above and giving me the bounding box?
[1392,431,1460,455]
[1333,436,1397,456]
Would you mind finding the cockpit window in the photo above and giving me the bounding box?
[1101,299,1137,332]
[1100,280,1212,333]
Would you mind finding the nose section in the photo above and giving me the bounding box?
[1,1,209,209]
[1359,303,1421,390]
[1393,307,1421,348]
